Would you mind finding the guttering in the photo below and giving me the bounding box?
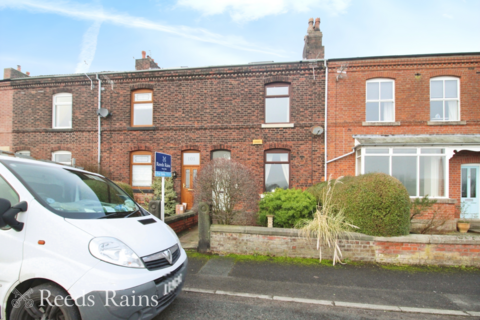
[326,147,356,164]
[324,61,328,180]
[96,74,102,166]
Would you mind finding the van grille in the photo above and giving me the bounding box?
[142,244,180,271]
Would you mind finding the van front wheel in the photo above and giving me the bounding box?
[10,283,81,320]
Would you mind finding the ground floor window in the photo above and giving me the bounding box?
[131,151,152,188]
[52,151,72,165]
[357,147,446,197]
[265,149,290,192]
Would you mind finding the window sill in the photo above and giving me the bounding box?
[410,197,456,204]
[261,123,294,128]
[127,126,156,131]
[48,128,73,132]
[362,122,400,126]
[133,189,154,193]
[427,121,466,126]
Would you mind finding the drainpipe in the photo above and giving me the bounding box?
[324,60,328,180]
[96,74,102,167]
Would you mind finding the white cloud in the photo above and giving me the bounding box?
[75,20,102,73]
[177,0,351,22]
[0,0,286,57]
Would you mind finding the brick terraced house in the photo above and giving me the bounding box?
[326,53,480,231]
[1,19,327,223]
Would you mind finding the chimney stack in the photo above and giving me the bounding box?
[135,50,160,70]
[17,65,21,72]
[26,72,30,76]
[302,17,325,60]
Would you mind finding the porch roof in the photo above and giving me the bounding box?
[353,134,480,147]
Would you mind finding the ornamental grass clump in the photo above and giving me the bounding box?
[298,177,358,266]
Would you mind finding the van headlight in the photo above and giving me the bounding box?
[89,237,144,268]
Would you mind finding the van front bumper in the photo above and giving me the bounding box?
[77,259,187,320]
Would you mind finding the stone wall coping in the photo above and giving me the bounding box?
[165,211,197,224]
[210,225,375,241]
[375,234,480,245]
[211,225,480,245]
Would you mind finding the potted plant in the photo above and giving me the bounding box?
[457,203,471,233]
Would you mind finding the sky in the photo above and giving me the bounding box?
[0,0,479,77]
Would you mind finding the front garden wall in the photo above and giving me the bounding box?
[210,225,480,267]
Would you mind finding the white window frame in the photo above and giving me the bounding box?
[52,151,72,165]
[365,78,395,122]
[357,147,449,198]
[430,76,460,122]
[15,150,31,157]
[52,93,72,129]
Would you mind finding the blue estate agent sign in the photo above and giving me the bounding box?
[155,152,172,177]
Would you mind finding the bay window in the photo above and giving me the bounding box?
[358,147,446,197]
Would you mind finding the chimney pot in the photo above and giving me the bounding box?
[307,18,314,32]
[17,65,21,71]
[315,18,320,30]
[26,72,30,76]
[142,51,146,59]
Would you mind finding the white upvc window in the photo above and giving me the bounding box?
[357,147,448,198]
[366,79,395,122]
[131,90,153,127]
[430,77,460,121]
[131,152,153,187]
[52,151,72,165]
[53,93,72,128]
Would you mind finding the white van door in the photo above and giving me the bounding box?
[0,171,27,315]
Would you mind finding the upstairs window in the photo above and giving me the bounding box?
[430,77,459,121]
[53,93,72,128]
[131,151,152,188]
[265,149,290,192]
[52,151,72,165]
[366,79,394,122]
[265,83,290,123]
[131,89,153,126]
[211,150,231,160]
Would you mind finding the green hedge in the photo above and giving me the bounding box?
[308,174,410,237]
[114,181,134,199]
[258,188,317,228]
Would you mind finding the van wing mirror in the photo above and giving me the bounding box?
[0,198,11,229]
[1,200,27,232]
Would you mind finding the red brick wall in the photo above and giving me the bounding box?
[0,84,13,151]
[166,214,198,233]
[9,62,325,199]
[326,54,480,220]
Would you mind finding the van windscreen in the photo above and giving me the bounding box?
[2,160,142,219]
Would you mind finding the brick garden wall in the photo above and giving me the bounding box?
[211,225,480,266]
[165,212,198,233]
[326,54,480,221]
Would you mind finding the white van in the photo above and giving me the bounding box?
[0,154,187,320]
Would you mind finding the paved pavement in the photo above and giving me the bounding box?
[178,226,480,318]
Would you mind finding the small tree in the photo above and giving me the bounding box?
[151,177,178,217]
[194,158,258,225]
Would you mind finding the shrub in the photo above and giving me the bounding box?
[114,181,134,198]
[258,188,317,228]
[151,177,178,217]
[194,159,258,225]
[329,173,411,237]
